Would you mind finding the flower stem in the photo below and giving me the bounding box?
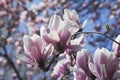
[45,52,60,71]
[78,31,120,45]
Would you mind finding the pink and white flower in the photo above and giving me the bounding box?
[89,48,120,80]
[51,54,71,78]
[40,15,79,53]
[72,49,92,80]
[16,34,54,69]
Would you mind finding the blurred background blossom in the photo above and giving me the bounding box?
[0,0,120,80]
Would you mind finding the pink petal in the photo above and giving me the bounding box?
[88,62,100,79]
[99,64,107,79]
[76,49,91,75]
[93,48,106,77]
[16,53,37,66]
[23,35,43,61]
[70,35,85,45]
[48,15,61,31]
[48,31,60,42]
[105,51,119,78]
[72,66,87,80]
[58,20,79,35]
[58,21,79,46]
[44,44,54,57]
[112,35,120,56]
[63,9,79,23]
[112,70,120,79]
[30,46,40,61]
[59,29,71,47]
[40,25,47,36]
[43,31,60,48]
[31,34,45,54]
[66,21,79,35]
[23,35,34,55]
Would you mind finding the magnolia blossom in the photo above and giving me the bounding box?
[40,10,87,53]
[51,54,71,78]
[89,48,120,80]
[112,35,120,57]
[16,34,54,69]
[73,49,92,80]
[40,14,79,53]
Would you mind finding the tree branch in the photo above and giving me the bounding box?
[3,46,22,80]
[45,52,60,72]
[79,31,120,45]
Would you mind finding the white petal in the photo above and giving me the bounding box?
[68,21,79,35]
[70,35,85,45]
[112,70,120,79]
[44,44,54,56]
[15,53,35,65]
[88,62,100,78]
[59,20,79,35]
[31,34,45,53]
[48,31,60,42]
[23,35,33,47]
[76,49,90,68]
[93,48,101,66]
[23,35,33,53]
[48,15,61,31]
[100,64,107,79]
[40,25,47,36]
[63,9,79,22]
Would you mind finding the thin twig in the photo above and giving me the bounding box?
[78,31,120,45]
[3,46,22,80]
[45,52,60,71]
[0,53,5,57]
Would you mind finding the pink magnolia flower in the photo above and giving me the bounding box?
[51,54,71,78]
[112,35,120,57]
[72,49,93,80]
[16,34,54,69]
[89,47,120,80]
[40,15,79,53]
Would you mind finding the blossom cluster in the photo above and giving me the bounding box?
[17,9,120,80]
